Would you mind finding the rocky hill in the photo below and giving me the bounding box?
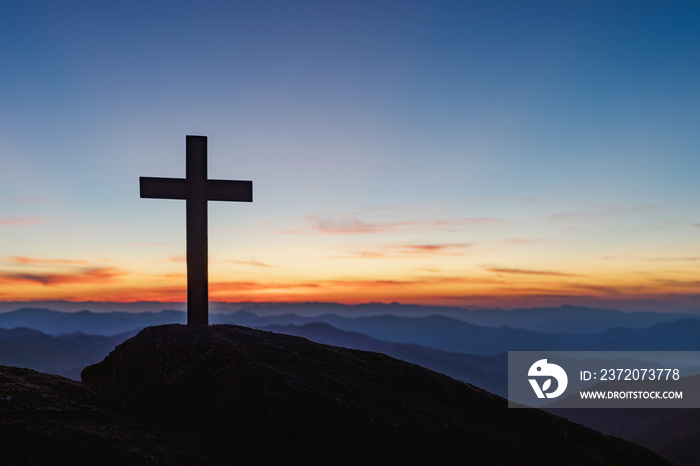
[0,324,672,465]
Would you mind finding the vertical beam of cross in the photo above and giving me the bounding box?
[140,135,253,325]
[186,136,209,325]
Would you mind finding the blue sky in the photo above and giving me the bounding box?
[1,0,699,310]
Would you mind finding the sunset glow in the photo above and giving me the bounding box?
[2,1,699,311]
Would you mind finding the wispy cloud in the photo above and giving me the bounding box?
[209,281,320,292]
[483,266,576,277]
[648,257,700,262]
[286,213,498,235]
[0,216,46,226]
[563,283,626,295]
[0,267,126,286]
[333,243,471,259]
[549,205,657,223]
[500,238,543,245]
[229,259,271,268]
[152,272,187,280]
[398,244,470,254]
[8,256,90,266]
[654,278,700,288]
[225,275,499,292]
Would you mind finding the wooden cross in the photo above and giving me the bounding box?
[140,135,253,325]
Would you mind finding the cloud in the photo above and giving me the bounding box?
[0,267,126,286]
[206,275,492,296]
[549,205,657,223]
[0,216,46,226]
[654,278,700,288]
[563,283,625,295]
[333,243,471,259]
[318,275,501,290]
[152,272,187,280]
[648,257,700,262]
[483,266,575,277]
[209,281,320,292]
[500,238,543,245]
[170,255,187,262]
[398,244,471,254]
[287,213,498,235]
[9,256,90,266]
[229,259,271,268]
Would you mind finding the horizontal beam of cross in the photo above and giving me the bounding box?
[140,177,253,202]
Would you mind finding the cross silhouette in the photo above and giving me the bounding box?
[140,135,253,325]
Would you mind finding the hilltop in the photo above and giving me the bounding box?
[0,324,671,464]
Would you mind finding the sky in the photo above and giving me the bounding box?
[1,0,699,311]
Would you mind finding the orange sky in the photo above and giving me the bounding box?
[2,2,700,312]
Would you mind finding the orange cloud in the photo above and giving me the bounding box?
[648,257,700,262]
[334,243,471,259]
[209,281,321,292]
[397,244,471,255]
[653,278,700,288]
[0,267,126,286]
[500,238,543,245]
[151,272,187,280]
[288,214,498,235]
[484,266,576,277]
[9,256,90,265]
[228,259,271,268]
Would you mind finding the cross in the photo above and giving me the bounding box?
[140,135,253,325]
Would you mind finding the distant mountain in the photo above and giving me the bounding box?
[0,327,133,379]
[4,307,700,354]
[3,301,698,333]
[246,313,700,354]
[0,308,185,335]
[588,319,700,350]
[219,302,699,332]
[450,304,697,333]
[264,322,508,395]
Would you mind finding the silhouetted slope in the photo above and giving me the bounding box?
[552,406,700,466]
[0,366,211,465]
[81,324,670,465]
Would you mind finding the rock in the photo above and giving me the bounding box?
[0,366,212,465]
[80,324,670,465]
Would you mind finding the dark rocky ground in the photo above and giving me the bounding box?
[0,324,674,465]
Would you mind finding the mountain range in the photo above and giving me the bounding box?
[2,301,698,332]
